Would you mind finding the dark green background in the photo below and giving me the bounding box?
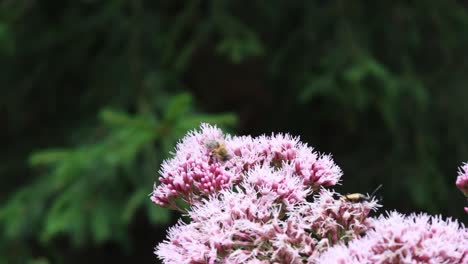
[1,1,467,263]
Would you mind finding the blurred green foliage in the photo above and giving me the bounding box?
[0,93,236,262]
[1,0,468,263]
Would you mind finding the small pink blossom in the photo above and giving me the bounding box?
[299,154,342,188]
[455,162,468,213]
[316,211,468,264]
[245,165,310,205]
[456,162,468,197]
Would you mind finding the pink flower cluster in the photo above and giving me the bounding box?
[155,177,378,263]
[286,189,379,247]
[152,124,468,263]
[316,212,468,264]
[151,124,342,209]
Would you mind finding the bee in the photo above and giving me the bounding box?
[341,184,382,203]
[204,139,231,162]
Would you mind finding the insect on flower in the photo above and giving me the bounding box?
[341,184,382,203]
[204,139,231,162]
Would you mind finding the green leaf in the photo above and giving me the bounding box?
[91,204,112,243]
[27,258,50,264]
[29,149,71,166]
[164,92,193,121]
[122,190,147,224]
[216,33,264,63]
[147,203,170,224]
[99,109,134,127]
[299,75,336,103]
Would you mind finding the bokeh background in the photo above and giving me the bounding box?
[1,1,468,263]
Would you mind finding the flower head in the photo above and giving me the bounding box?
[283,188,379,262]
[151,124,343,208]
[151,124,240,208]
[152,124,468,264]
[316,211,468,264]
[245,164,310,205]
[456,162,468,197]
[155,179,288,263]
[155,173,379,263]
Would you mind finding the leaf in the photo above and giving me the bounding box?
[299,75,336,103]
[164,93,193,122]
[99,109,134,127]
[0,23,15,54]
[216,33,264,63]
[91,204,112,243]
[122,190,147,224]
[27,258,50,264]
[147,203,170,224]
[29,149,71,166]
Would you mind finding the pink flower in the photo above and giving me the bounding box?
[245,165,310,205]
[152,124,468,264]
[155,181,288,263]
[155,174,379,263]
[151,124,343,209]
[285,189,379,260]
[151,124,239,208]
[316,211,468,264]
[456,162,468,197]
[229,132,343,188]
[455,162,468,213]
